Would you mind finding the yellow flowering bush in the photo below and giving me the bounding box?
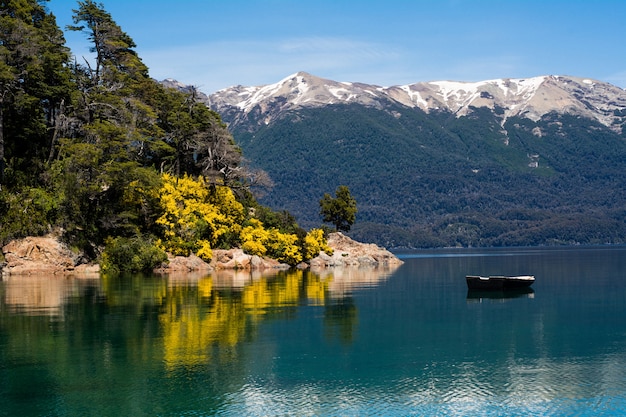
[240,219,269,256]
[152,173,327,266]
[303,228,333,260]
[240,218,303,265]
[195,239,213,261]
[266,229,302,265]
[156,173,244,259]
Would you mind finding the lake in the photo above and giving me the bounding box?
[1,246,625,416]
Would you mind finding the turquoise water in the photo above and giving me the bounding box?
[1,246,625,416]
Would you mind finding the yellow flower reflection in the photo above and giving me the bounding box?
[160,277,246,369]
[158,266,396,369]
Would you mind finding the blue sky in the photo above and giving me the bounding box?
[46,0,626,93]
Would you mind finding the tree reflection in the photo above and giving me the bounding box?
[160,277,247,369]
[324,298,358,345]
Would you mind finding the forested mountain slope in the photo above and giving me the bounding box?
[208,73,626,248]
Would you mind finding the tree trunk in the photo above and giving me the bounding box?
[0,97,5,190]
[47,99,65,163]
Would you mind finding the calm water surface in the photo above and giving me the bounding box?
[1,246,625,416]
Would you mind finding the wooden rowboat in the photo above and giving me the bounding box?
[466,275,535,290]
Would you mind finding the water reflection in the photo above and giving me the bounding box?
[466,287,535,302]
[313,266,395,298]
[158,266,397,368]
[2,275,100,316]
[0,265,398,371]
[323,298,357,345]
[2,247,624,416]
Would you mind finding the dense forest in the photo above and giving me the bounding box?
[0,0,331,271]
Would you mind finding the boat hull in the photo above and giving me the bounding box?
[466,275,535,290]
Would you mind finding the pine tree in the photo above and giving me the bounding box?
[319,185,357,232]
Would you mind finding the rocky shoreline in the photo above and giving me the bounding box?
[0,233,402,277]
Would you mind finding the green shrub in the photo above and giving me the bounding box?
[101,236,168,274]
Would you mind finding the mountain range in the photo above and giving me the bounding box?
[176,72,626,248]
[208,72,626,133]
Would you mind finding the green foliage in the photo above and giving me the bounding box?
[0,186,60,244]
[68,0,149,86]
[101,235,168,274]
[319,185,357,232]
[253,205,304,236]
[0,0,73,188]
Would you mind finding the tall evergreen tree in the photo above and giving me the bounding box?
[52,0,159,247]
[0,0,72,189]
[68,0,148,87]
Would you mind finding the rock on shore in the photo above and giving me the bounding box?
[307,232,403,269]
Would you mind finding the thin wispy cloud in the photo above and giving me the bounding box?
[141,37,405,91]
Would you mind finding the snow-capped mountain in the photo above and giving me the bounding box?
[208,71,626,132]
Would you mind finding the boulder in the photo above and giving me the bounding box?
[155,253,213,274]
[211,249,252,269]
[1,235,99,277]
[210,249,290,270]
